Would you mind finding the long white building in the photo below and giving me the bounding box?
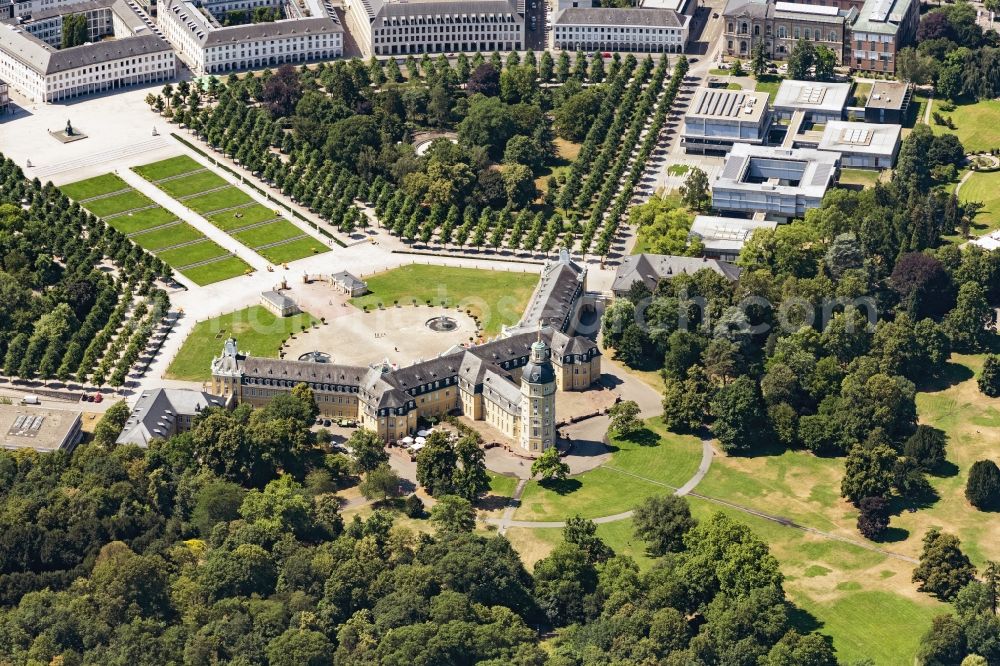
[344,0,524,58]
[551,7,689,53]
[0,0,174,102]
[158,0,342,76]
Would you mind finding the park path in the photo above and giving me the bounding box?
[488,434,918,565]
[487,432,715,530]
[116,168,270,272]
[922,92,933,125]
[954,169,974,198]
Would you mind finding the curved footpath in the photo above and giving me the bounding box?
[491,432,714,534]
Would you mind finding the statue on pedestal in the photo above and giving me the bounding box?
[65,119,74,136]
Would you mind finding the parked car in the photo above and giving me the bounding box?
[323,419,332,427]
[339,419,357,428]
[93,393,103,403]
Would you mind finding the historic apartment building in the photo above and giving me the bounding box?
[720,0,917,73]
[158,0,342,75]
[211,252,600,457]
[0,0,174,102]
[343,0,524,58]
[551,7,690,53]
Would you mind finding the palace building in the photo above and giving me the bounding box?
[343,0,524,58]
[157,0,342,76]
[0,0,174,102]
[210,252,600,457]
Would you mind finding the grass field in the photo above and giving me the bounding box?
[349,264,539,336]
[62,174,243,286]
[233,220,304,247]
[208,204,280,231]
[107,207,179,234]
[157,239,229,267]
[133,155,204,181]
[157,170,229,198]
[838,168,881,189]
[180,256,251,286]
[84,190,154,217]
[755,75,783,102]
[131,223,204,251]
[488,471,519,498]
[957,170,1000,238]
[60,173,128,200]
[135,156,327,264]
[166,305,318,380]
[256,237,327,264]
[513,420,704,521]
[929,98,1000,153]
[184,187,254,215]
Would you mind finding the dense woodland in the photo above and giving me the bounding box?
[0,384,853,665]
[0,157,170,387]
[897,0,1000,102]
[150,51,685,256]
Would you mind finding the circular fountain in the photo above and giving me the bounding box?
[298,351,332,363]
[425,316,458,332]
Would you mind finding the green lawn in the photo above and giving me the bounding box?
[929,98,1000,152]
[131,223,204,251]
[956,170,1000,238]
[514,420,704,521]
[349,264,539,336]
[208,204,280,231]
[134,155,203,181]
[906,93,930,130]
[166,305,318,380]
[105,207,178,235]
[256,237,328,264]
[184,187,254,215]
[666,164,690,177]
[233,220,304,248]
[157,239,229,267]
[488,472,519,498]
[156,170,229,198]
[838,168,881,189]
[179,256,252,287]
[850,81,872,106]
[755,75,783,102]
[60,173,128,199]
[84,190,154,217]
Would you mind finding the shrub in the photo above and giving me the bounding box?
[404,494,424,518]
[966,460,1000,510]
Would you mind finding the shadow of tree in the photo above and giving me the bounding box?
[621,427,659,447]
[876,526,910,543]
[476,494,514,511]
[539,478,583,495]
[917,362,975,393]
[787,605,824,635]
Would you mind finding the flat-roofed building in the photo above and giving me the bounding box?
[689,215,778,261]
[158,0,342,76]
[0,403,82,453]
[817,120,899,169]
[722,0,854,62]
[712,143,840,220]
[551,7,689,53]
[116,388,226,446]
[773,79,850,123]
[864,80,911,123]
[681,87,772,155]
[0,0,174,102]
[344,0,524,58]
[847,0,917,74]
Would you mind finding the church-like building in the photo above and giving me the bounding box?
[210,252,601,457]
